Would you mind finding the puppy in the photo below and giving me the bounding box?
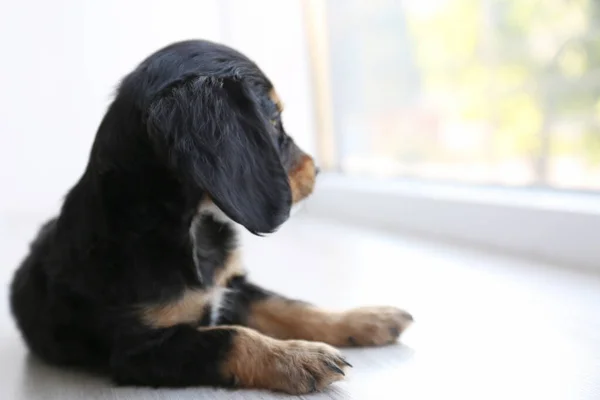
[9,40,413,394]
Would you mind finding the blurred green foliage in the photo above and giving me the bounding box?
[405,0,600,167]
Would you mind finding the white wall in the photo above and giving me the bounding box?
[220,0,317,156]
[0,0,316,217]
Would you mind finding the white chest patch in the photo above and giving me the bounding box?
[198,201,234,225]
[209,287,231,326]
[188,200,237,326]
[189,201,238,283]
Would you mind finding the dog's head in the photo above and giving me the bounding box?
[264,87,319,208]
[141,41,318,235]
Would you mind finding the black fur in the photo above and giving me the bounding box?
[146,75,292,235]
[9,40,312,388]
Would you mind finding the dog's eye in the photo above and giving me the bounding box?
[270,119,277,126]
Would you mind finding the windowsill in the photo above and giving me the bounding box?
[304,173,600,273]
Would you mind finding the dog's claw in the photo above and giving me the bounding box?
[326,361,345,376]
[339,357,353,368]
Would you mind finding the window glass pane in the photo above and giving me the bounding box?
[321,0,600,190]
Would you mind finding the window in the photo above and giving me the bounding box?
[305,0,600,191]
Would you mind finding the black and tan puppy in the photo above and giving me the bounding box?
[9,40,413,394]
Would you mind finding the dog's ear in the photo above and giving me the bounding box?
[147,77,291,235]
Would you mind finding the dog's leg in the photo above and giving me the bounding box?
[110,324,348,394]
[233,280,413,347]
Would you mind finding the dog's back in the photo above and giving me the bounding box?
[10,218,110,369]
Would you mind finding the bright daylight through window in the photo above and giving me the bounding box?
[309,0,600,191]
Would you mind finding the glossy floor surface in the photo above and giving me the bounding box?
[1,213,599,399]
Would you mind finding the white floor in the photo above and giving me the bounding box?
[1,213,599,399]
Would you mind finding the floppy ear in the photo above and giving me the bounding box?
[146,76,292,235]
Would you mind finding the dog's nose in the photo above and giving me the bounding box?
[315,166,321,176]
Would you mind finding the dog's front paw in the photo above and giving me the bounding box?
[337,306,413,347]
[271,340,350,394]
[225,328,350,394]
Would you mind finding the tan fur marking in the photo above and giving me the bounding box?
[269,88,284,112]
[215,250,245,287]
[288,155,316,204]
[211,326,347,394]
[248,299,413,347]
[140,289,213,328]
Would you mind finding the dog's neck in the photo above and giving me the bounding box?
[58,99,239,263]
[189,201,239,286]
